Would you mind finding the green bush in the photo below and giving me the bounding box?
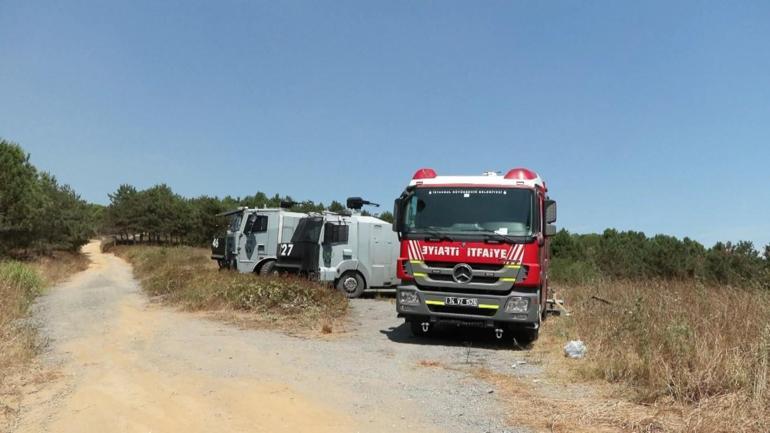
[550,229,769,288]
[0,261,44,320]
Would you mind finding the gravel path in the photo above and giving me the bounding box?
[13,241,539,433]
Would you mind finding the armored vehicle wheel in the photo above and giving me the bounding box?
[258,260,275,276]
[336,272,365,298]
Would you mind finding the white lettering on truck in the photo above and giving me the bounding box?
[417,245,513,259]
[420,245,460,256]
[466,247,509,259]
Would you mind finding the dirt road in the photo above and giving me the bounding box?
[12,242,536,433]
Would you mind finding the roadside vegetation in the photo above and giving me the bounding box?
[0,253,88,422]
[0,139,99,256]
[0,262,44,388]
[1,139,92,424]
[544,230,769,431]
[533,280,769,433]
[550,228,770,288]
[104,244,348,332]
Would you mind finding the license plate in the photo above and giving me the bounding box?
[445,297,478,307]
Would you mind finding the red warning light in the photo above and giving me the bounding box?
[504,168,537,180]
[412,168,437,179]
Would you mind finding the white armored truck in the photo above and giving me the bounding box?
[211,207,306,274]
[272,198,400,298]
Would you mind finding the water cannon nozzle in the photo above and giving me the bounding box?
[346,197,380,210]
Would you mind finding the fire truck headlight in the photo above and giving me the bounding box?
[399,290,420,306]
[505,297,529,313]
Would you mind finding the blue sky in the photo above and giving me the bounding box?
[1,1,769,248]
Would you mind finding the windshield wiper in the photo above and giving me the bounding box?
[475,230,519,244]
[411,227,453,242]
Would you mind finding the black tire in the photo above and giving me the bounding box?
[336,272,365,298]
[513,328,539,346]
[258,260,276,276]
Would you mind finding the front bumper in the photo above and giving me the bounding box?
[318,266,338,283]
[396,284,540,325]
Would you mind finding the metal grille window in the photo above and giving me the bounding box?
[245,214,268,233]
[324,222,349,244]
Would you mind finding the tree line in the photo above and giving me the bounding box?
[1,139,98,255]
[3,138,768,288]
[550,228,770,288]
[102,184,394,246]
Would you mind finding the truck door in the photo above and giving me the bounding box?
[239,213,268,271]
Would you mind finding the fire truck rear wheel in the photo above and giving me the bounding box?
[336,272,365,298]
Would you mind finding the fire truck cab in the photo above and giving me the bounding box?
[392,168,557,344]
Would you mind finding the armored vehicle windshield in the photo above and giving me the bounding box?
[291,217,324,243]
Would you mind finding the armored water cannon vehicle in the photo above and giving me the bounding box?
[392,168,557,344]
[273,197,400,298]
[210,206,306,274]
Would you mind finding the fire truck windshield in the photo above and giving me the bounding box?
[291,217,324,243]
[404,187,535,238]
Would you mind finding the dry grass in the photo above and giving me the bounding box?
[0,251,88,426]
[477,368,684,433]
[106,245,349,332]
[0,252,88,379]
[562,281,770,405]
[516,280,770,433]
[0,262,44,387]
[29,251,90,286]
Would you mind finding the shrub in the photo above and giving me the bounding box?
[109,245,348,330]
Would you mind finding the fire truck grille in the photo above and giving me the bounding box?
[424,261,504,271]
[429,274,499,284]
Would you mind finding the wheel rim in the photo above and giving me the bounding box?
[342,276,358,292]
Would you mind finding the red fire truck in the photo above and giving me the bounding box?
[392,168,557,344]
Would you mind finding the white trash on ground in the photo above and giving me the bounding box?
[563,340,587,359]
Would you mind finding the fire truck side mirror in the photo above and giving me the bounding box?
[392,198,403,232]
[545,199,557,224]
[545,224,557,237]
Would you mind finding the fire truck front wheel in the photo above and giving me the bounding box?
[336,272,365,298]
